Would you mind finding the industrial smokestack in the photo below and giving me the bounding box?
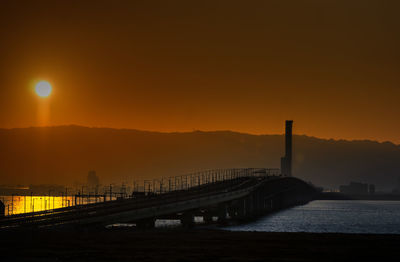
[281,120,293,176]
[285,120,293,176]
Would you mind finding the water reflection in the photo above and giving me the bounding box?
[0,195,105,216]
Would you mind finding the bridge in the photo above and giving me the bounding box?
[0,168,316,229]
[0,121,317,230]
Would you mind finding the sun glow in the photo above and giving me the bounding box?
[35,81,52,97]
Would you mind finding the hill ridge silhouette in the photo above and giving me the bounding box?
[2,125,399,146]
[1,126,399,191]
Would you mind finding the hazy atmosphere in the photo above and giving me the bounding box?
[1,126,399,191]
[2,1,400,261]
[1,0,400,143]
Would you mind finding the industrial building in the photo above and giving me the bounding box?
[339,182,375,195]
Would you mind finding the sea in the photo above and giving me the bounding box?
[2,196,400,234]
[0,195,104,215]
[226,200,400,234]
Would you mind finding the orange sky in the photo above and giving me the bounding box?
[1,0,399,143]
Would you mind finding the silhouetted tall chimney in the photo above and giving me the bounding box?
[285,120,293,176]
[281,120,293,176]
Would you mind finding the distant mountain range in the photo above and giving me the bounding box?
[1,126,399,191]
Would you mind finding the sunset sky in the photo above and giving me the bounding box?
[1,0,399,143]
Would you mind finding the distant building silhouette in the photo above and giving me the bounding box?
[87,170,100,193]
[281,120,293,176]
[339,182,375,195]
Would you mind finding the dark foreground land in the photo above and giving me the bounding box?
[0,229,399,262]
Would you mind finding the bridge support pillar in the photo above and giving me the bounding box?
[135,218,155,229]
[217,204,229,225]
[227,204,236,219]
[181,212,195,228]
[0,200,4,219]
[203,211,213,224]
[243,196,253,218]
[255,191,262,214]
[235,198,246,220]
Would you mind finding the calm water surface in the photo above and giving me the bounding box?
[226,200,400,234]
[3,197,400,234]
[0,195,105,215]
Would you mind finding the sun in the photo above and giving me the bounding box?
[35,81,52,97]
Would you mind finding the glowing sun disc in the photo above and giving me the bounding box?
[35,81,52,97]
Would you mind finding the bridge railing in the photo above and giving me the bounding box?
[132,168,280,195]
[0,168,280,219]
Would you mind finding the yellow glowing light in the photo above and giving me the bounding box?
[35,81,52,97]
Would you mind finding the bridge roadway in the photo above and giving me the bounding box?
[0,171,316,229]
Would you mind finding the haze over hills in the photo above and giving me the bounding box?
[0,126,399,191]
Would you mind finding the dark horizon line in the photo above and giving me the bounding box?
[0,124,398,147]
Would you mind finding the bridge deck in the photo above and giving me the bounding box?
[0,177,265,228]
[0,173,316,229]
